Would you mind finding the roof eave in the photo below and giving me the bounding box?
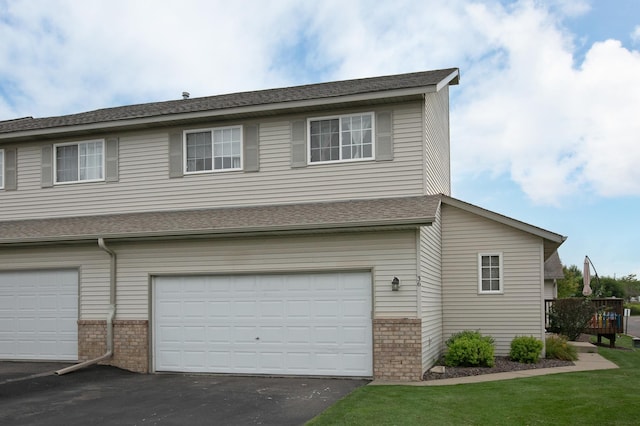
[436,69,460,91]
[0,85,445,141]
[0,217,434,246]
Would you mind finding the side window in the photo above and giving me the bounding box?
[478,253,503,294]
[54,140,104,184]
[184,126,242,173]
[307,112,374,164]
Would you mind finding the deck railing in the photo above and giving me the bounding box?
[545,298,624,347]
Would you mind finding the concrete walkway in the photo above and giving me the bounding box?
[371,343,619,387]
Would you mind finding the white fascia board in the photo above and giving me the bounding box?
[436,69,460,92]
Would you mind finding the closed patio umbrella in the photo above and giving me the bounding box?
[582,256,592,296]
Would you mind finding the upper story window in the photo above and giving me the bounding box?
[0,149,4,189]
[478,253,503,294]
[184,126,242,173]
[54,140,104,184]
[308,112,374,164]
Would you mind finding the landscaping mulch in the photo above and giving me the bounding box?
[423,356,574,381]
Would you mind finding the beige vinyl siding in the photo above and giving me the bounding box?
[424,86,451,196]
[108,230,418,319]
[0,244,109,319]
[544,280,557,299]
[0,231,419,321]
[420,205,443,370]
[0,103,426,220]
[441,204,545,355]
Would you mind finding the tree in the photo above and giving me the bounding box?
[547,298,595,341]
[591,276,624,298]
[620,274,640,301]
[557,265,582,298]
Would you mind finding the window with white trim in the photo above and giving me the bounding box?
[54,140,104,183]
[308,112,374,163]
[478,253,503,294]
[184,126,242,173]
[0,149,4,189]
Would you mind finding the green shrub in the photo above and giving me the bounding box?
[445,330,495,347]
[509,336,543,363]
[444,330,495,367]
[548,298,596,340]
[545,335,578,361]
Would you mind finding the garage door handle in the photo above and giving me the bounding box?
[255,337,260,340]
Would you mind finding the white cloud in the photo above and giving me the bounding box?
[450,2,640,204]
[1,0,639,206]
[632,25,640,44]
[0,0,304,117]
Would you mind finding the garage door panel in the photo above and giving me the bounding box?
[260,326,284,343]
[260,300,284,317]
[159,325,182,343]
[207,301,230,317]
[154,272,372,376]
[287,327,311,344]
[157,301,181,317]
[343,326,369,344]
[0,269,79,360]
[207,351,229,367]
[286,300,311,317]
[207,326,231,342]
[158,350,181,366]
[183,326,206,342]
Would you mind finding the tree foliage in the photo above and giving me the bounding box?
[557,265,582,298]
[559,265,640,301]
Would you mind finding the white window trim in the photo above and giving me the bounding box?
[307,112,375,165]
[478,252,504,295]
[53,139,105,185]
[0,148,4,190]
[183,126,243,174]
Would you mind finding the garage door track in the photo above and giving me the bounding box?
[0,362,368,425]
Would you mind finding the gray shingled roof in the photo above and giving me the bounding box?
[0,68,459,135]
[0,196,441,244]
[544,251,565,280]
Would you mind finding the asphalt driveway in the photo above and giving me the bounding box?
[0,362,368,426]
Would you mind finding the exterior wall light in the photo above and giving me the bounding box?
[391,277,400,291]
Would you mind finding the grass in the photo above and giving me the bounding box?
[308,335,640,425]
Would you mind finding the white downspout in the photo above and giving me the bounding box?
[56,238,116,375]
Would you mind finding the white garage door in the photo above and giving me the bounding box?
[0,269,78,360]
[154,272,372,377]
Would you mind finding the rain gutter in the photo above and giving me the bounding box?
[56,238,116,375]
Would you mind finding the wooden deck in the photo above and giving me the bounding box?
[545,298,624,347]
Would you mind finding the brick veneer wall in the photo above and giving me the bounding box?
[78,320,148,373]
[78,318,423,380]
[373,318,422,381]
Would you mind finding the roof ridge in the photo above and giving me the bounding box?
[0,68,459,137]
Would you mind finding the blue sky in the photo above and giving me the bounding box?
[1,0,639,277]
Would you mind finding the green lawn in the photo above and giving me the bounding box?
[308,336,639,425]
